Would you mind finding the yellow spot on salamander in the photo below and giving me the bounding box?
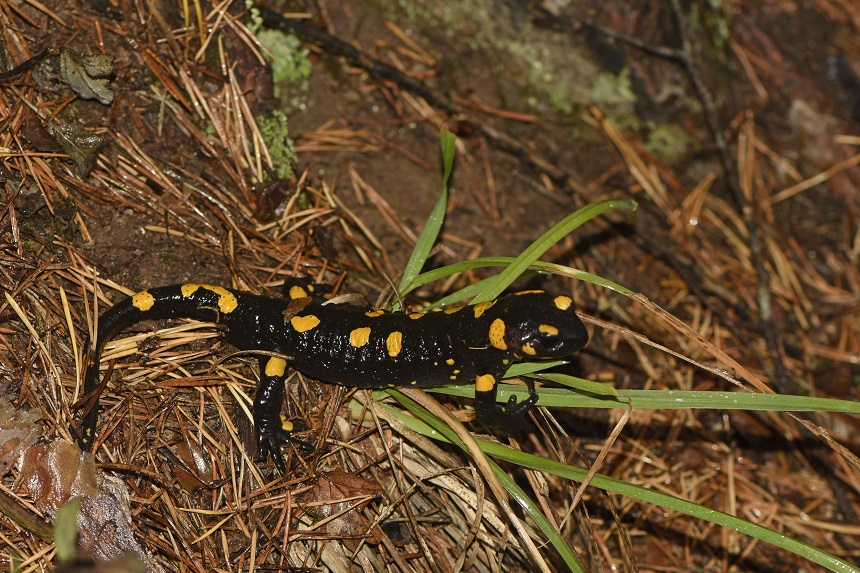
[288,285,309,299]
[475,374,496,392]
[445,358,455,366]
[291,315,320,332]
[489,318,507,351]
[132,290,154,311]
[365,309,385,318]
[180,283,238,313]
[554,295,572,310]
[473,301,494,318]
[211,286,238,313]
[515,289,544,295]
[181,283,200,297]
[539,324,559,336]
[410,380,417,385]
[386,331,403,356]
[522,343,537,356]
[264,357,287,377]
[279,414,294,432]
[409,312,424,319]
[350,327,372,348]
[444,304,463,314]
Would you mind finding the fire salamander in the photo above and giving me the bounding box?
[78,282,588,473]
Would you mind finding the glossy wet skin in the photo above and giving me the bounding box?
[79,284,589,473]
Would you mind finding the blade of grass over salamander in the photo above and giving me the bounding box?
[396,130,457,299]
[504,361,574,378]
[386,390,586,573]
[474,198,638,303]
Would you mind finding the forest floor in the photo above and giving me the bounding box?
[1,1,858,572]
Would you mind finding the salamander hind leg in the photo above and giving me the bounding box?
[254,356,312,474]
[474,372,537,441]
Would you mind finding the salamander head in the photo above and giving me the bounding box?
[482,291,588,359]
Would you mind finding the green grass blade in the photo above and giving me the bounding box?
[436,382,860,413]
[486,457,586,573]
[398,129,457,295]
[474,198,637,303]
[418,269,620,310]
[421,276,501,310]
[439,129,457,182]
[401,256,631,300]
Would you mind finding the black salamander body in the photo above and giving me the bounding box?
[80,283,588,472]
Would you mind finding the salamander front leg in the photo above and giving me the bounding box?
[254,356,312,474]
[474,373,537,441]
